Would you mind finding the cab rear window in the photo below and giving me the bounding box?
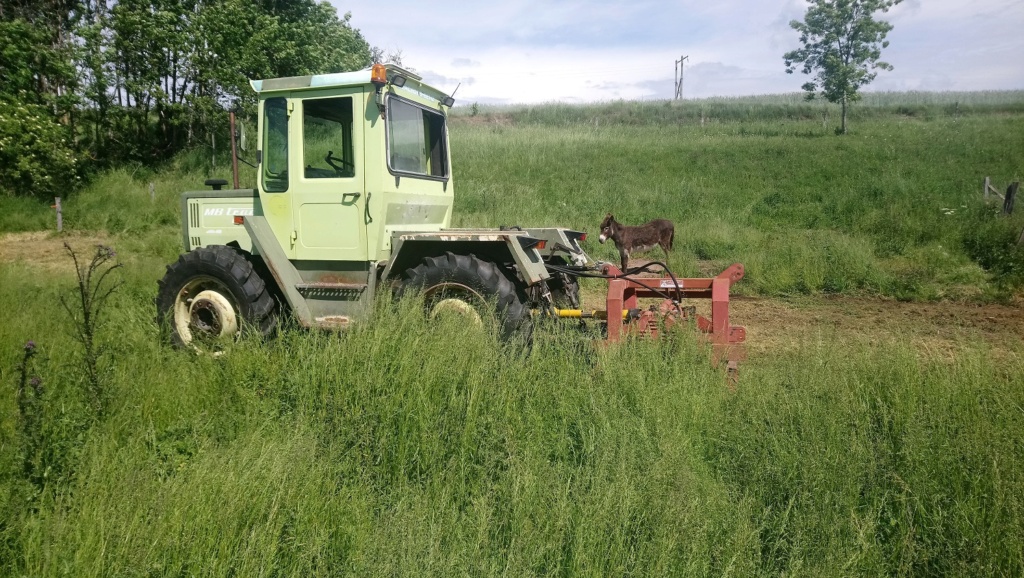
[386,96,448,179]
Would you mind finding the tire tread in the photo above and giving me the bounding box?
[155,245,278,346]
[398,252,532,342]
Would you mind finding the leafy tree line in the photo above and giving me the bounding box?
[0,0,372,199]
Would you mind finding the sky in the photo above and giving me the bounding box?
[329,0,1024,105]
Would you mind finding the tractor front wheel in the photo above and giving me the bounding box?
[396,252,532,343]
[156,245,277,350]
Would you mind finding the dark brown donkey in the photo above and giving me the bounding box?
[598,213,674,273]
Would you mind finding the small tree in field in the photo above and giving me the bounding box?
[784,0,901,134]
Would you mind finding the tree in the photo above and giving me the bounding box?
[784,0,901,134]
[2,0,372,180]
[0,19,81,198]
[0,100,81,199]
[371,46,403,66]
[191,0,371,114]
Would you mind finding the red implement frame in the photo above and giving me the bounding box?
[602,263,747,377]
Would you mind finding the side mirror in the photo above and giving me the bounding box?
[238,122,248,151]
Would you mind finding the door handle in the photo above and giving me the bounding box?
[342,192,361,204]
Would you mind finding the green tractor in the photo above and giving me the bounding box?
[157,63,588,348]
[156,63,746,373]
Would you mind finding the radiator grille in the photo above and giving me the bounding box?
[189,201,200,229]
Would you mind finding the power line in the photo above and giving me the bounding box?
[674,55,689,100]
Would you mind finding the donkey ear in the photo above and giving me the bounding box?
[605,213,613,219]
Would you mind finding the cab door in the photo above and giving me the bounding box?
[291,88,366,261]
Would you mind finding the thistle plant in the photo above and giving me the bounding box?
[60,243,122,418]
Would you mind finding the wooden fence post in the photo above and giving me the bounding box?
[984,176,990,200]
[984,177,1005,202]
[54,197,63,232]
[149,182,155,202]
[1004,182,1019,215]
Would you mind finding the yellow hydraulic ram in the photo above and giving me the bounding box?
[552,309,630,320]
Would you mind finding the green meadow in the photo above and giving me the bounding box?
[2,92,1023,576]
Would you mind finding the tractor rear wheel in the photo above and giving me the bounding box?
[156,245,277,350]
[396,252,532,343]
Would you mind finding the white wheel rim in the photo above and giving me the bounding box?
[173,277,240,346]
[425,283,485,327]
[430,298,483,326]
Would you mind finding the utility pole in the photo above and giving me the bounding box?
[674,55,689,100]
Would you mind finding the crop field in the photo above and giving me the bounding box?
[2,93,1024,576]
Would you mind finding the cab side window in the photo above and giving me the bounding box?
[262,97,289,192]
[302,97,355,179]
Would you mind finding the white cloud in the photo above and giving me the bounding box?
[337,0,1024,103]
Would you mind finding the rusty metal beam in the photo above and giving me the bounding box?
[601,263,747,378]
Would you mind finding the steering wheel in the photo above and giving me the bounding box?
[325,150,354,176]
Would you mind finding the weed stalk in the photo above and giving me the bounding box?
[59,242,122,418]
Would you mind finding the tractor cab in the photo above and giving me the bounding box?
[250,63,455,264]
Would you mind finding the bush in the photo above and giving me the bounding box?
[0,98,83,200]
[961,206,1024,287]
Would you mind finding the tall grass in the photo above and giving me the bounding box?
[0,148,250,237]
[1,260,1022,576]
[452,112,1024,299]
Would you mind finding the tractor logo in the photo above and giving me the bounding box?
[203,208,254,216]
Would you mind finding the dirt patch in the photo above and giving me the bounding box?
[620,258,721,277]
[579,263,1023,362]
[577,257,1024,360]
[729,295,1024,360]
[0,231,112,274]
